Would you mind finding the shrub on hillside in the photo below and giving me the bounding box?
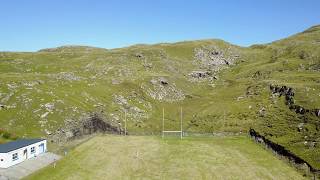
[2,132,11,139]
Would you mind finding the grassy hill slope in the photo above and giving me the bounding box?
[0,26,319,168]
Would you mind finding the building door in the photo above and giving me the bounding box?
[39,143,45,153]
[23,149,28,159]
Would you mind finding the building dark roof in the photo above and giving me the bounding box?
[0,139,45,153]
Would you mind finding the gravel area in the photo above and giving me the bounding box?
[0,152,60,180]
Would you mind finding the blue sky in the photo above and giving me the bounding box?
[1,0,319,51]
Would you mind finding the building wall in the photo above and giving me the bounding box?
[0,153,6,168]
[0,140,47,168]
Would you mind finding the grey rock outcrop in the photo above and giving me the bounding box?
[50,113,122,143]
[51,72,82,81]
[113,94,150,120]
[270,84,320,117]
[189,71,211,78]
[142,77,185,102]
[193,45,240,71]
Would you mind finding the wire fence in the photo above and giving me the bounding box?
[118,131,244,137]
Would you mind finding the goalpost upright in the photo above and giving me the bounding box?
[124,110,127,136]
[162,107,164,138]
[180,107,183,139]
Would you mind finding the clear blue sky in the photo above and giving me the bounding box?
[1,0,319,51]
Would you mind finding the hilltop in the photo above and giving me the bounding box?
[0,25,319,169]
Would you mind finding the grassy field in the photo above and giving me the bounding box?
[26,135,304,180]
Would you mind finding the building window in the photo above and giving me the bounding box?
[12,153,18,161]
[31,147,36,154]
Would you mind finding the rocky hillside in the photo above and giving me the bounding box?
[0,26,319,168]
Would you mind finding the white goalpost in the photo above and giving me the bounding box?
[162,107,183,139]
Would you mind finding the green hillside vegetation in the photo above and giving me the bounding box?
[0,128,18,144]
[0,25,319,169]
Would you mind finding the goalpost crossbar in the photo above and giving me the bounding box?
[163,131,182,133]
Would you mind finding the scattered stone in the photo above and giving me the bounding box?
[189,71,212,78]
[269,84,320,117]
[246,85,261,97]
[7,83,18,89]
[252,70,271,79]
[289,105,306,114]
[193,45,240,72]
[143,62,153,69]
[51,72,82,81]
[41,112,50,118]
[159,77,168,85]
[5,105,16,109]
[150,79,158,85]
[44,129,52,135]
[113,94,149,120]
[23,80,43,87]
[298,123,304,129]
[142,77,185,102]
[65,131,74,139]
[33,109,41,113]
[94,103,104,107]
[135,53,144,59]
[44,103,55,111]
[259,107,266,117]
[113,95,128,107]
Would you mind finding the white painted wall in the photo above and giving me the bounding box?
[0,140,47,168]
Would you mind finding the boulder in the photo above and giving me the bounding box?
[135,53,144,58]
[297,123,304,132]
[314,109,320,117]
[44,103,55,111]
[150,79,158,85]
[259,107,266,117]
[111,79,121,85]
[159,77,168,85]
[41,112,50,118]
[189,71,211,78]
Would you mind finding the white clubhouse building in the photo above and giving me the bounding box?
[0,139,47,168]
